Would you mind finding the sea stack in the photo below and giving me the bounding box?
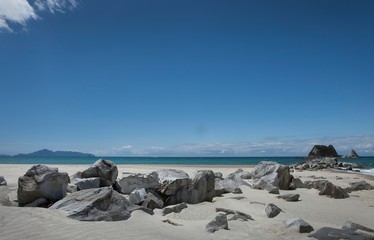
[344,149,360,159]
[307,145,339,160]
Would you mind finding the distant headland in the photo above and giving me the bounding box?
[14,149,95,157]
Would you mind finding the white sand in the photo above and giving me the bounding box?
[1,164,374,240]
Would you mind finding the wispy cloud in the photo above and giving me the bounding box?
[93,135,374,157]
[0,0,79,32]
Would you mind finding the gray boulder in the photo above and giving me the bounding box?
[319,182,349,199]
[162,202,187,216]
[284,218,314,233]
[0,176,7,186]
[214,172,223,179]
[189,170,215,203]
[267,185,280,194]
[277,194,300,202]
[215,178,242,195]
[81,159,118,187]
[17,165,69,206]
[205,213,229,233]
[156,169,190,196]
[309,227,374,240]
[50,187,152,221]
[117,172,159,194]
[128,188,147,205]
[345,149,360,158]
[142,189,164,209]
[251,161,292,190]
[265,203,282,218]
[73,177,100,190]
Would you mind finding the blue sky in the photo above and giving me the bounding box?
[0,0,374,156]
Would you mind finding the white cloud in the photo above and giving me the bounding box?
[0,0,79,32]
[34,0,78,13]
[0,0,37,31]
[93,135,374,157]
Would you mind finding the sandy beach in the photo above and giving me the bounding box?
[1,164,374,240]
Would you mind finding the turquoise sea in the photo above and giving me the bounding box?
[0,156,373,169]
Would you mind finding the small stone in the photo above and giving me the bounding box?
[265,203,282,218]
[284,218,314,233]
[205,213,229,233]
[162,202,188,216]
[277,194,300,202]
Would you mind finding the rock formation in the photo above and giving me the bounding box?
[50,187,152,221]
[344,149,360,158]
[80,159,118,187]
[17,165,69,206]
[251,161,293,190]
[307,145,339,160]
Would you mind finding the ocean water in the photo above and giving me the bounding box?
[0,156,373,169]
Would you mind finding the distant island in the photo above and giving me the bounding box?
[15,149,95,157]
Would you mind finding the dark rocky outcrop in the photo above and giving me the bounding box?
[81,159,118,187]
[205,213,229,233]
[251,161,292,190]
[284,218,314,233]
[50,187,152,221]
[307,145,339,160]
[17,165,69,207]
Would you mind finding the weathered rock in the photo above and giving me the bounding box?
[303,180,330,189]
[156,169,190,196]
[81,159,118,187]
[128,188,147,205]
[227,169,252,180]
[265,203,282,218]
[162,202,187,216]
[251,161,292,190]
[117,172,159,194]
[17,165,69,206]
[205,213,229,233]
[189,170,215,203]
[290,178,304,189]
[284,218,314,233]
[142,189,164,209]
[215,178,242,195]
[307,145,339,160]
[277,194,300,202]
[345,181,374,193]
[50,187,152,221]
[342,220,374,233]
[319,182,349,199]
[309,227,374,240]
[0,176,7,186]
[216,207,254,221]
[73,177,100,190]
